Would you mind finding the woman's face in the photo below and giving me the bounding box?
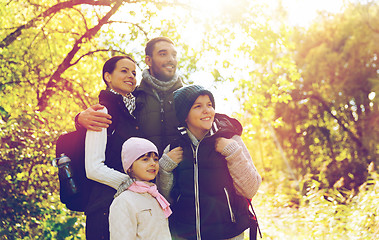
[185,94,215,140]
[128,153,159,182]
[105,58,136,96]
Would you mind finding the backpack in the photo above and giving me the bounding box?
[55,128,94,212]
[56,100,121,212]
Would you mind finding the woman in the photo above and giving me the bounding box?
[84,55,140,239]
[157,85,262,240]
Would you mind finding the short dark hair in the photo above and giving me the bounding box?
[102,55,135,86]
[145,37,175,57]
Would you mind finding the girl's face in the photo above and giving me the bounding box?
[185,94,215,140]
[128,152,159,182]
[105,58,137,96]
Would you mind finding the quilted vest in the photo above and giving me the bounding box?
[133,79,182,155]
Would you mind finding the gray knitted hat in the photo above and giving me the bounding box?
[173,85,215,125]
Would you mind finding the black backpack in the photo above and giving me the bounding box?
[55,128,94,212]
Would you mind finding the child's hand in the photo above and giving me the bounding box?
[166,147,183,164]
[215,137,236,155]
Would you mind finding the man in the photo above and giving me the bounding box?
[77,37,183,156]
[77,37,183,240]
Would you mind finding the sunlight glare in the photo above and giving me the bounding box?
[283,0,344,26]
[186,0,231,17]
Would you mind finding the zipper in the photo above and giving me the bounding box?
[188,130,218,240]
[176,194,181,203]
[224,188,236,223]
[191,144,202,240]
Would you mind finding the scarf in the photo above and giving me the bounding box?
[128,181,172,218]
[142,69,179,93]
[109,88,136,115]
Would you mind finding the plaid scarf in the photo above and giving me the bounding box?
[109,88,135,115]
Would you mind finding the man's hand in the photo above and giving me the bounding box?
[166,147,183,164]
[78,104,112,131]
[215,137,236,155]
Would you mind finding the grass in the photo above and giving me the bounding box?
[248,172,379,240]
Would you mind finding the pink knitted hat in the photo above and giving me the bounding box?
[121,137,158,173]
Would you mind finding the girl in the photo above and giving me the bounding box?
[85,56,140,239]
[157,85,262,240]
[109,137,171,240]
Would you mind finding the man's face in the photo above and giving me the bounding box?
[145,41,177,81]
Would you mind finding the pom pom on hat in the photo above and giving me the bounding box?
[121,137,158,173]
[173,85,215,125]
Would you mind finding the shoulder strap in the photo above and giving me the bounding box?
[99,99,120,136]
[247,199,262,239]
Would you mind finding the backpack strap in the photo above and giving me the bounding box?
[99,98,120,137]
[247,198,262,239]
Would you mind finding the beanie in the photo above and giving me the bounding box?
[121,137,158,173]
[173,85,215,125]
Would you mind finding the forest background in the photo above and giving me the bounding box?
[1,0,378,239]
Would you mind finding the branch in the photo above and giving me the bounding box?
[108,20,149,37]
[37,0,124,111]
[59,77,92,109]
[70,48,129,65]
[307,94,362,147]
[0,0,114,48]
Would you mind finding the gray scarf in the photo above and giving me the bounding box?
[142,69,180,93]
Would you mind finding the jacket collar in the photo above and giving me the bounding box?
[176,113,242,140]
[177,120,220,141]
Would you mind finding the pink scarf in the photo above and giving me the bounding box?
[128,181,172,218]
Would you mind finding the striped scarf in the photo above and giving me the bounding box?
[109,88,135,115]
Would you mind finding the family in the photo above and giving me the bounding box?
[76,37,262,240]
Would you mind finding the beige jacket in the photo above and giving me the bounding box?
[109,190,171,240]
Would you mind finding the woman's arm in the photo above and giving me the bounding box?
[216,135,262,199]
[85,107,130,190]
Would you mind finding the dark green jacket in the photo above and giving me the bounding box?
[133,78,183,155]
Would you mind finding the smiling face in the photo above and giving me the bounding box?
[145,40,177,82]
[127,152,159,182]
[104,58,136,96]
[185,94,216,140]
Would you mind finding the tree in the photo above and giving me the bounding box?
[0,0,187,238]
[274,2,379,194]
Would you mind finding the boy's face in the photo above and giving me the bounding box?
[185,94,215,139]
[128,152,159,181]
